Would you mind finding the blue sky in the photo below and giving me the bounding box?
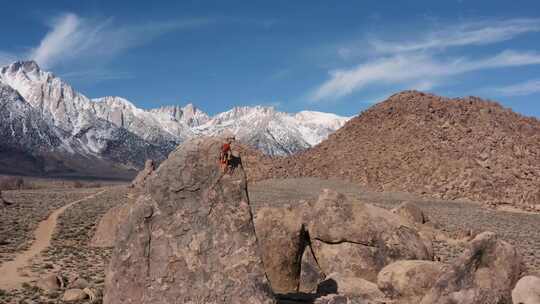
[1,0,540,117]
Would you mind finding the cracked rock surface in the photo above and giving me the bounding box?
[420,231,523,304]
[104,137,275,304]
[307,189,432,283]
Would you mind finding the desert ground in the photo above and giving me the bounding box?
[0,176,539,303]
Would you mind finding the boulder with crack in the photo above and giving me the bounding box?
[254,205,306,294]
[299,242,326,293]
[420,231,523,304]
[104,137,275,304]
[306,189,433,283]
[377,260,446,304]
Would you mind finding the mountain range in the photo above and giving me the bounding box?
[0,61,349,178]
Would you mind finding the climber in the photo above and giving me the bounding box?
[219,136,235,173]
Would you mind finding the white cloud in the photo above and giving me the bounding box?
[370,18,540,54]
[311,50,540,101]
[311,17,540,102]
[492,79,540,96]
[60,68,134,82]
[27,13,212,69]
[30,13,84,68]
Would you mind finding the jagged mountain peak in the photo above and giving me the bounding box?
[0,60,54,85]
[1,60,41,74]
[150,103,210,127]
[0,60,349,178]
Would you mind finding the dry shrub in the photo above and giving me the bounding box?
[0,176,25,190]
[73,181,84,188]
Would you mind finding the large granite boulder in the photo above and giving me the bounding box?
[512,275,540,304]
[0,190,10,206]
[35,274,64,293]
[130,159,155,189]
[90,203,131,248]
[420,232,523,304]
[313,294,381,304]
[104,137,275,304]
[320,273,386,300]
[377,260,446,303]
[254,206,306,294]
[391,201,429,224]
[307,189,433,283]
[299,245,326,293]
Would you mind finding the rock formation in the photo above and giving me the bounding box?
[90,203,131,248]
[307,189,432,283]
[299,245,326,293]
[62,289,88,302]
[0,190,12,206]
[250,91,540,209]
[420,232,523,304]
[251,188,432,299]
[254,206,306,294]
[512,275,540,304]
[321,273,385,300]
[104,137,275,304]
[130,159,156,189]
[93,159,154,248]
[391,201,429,224]
[377,260,446,303]
[36,274,64,293]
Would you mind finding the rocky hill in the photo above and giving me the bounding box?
[251,91,540,208]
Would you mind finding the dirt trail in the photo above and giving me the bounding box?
[0,189,107,290]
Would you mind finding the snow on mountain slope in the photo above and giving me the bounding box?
[0,61,97,134]
[92,96,183,146]
[294,111,352,146]
[0,60,350,176]
[0,81,62,151]
[194,106,349,155]
[0,61,172,173]
[150,104,210,128]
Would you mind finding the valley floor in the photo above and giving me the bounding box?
[0,178,539,303]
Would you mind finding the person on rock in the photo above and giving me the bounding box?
[220,136,235,173]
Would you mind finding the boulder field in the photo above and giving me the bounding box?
[100,137,529,304]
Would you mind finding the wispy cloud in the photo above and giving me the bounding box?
[491,79,540,96]
[28,13,211,69]
[60,68,135,82]
[311,18,540,102]
[311,50,540,101]
[370,18,540,54]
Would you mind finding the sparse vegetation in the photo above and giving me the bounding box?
[0,176,25,190]
[73,181,84,188]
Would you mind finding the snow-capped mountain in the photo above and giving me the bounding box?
[193,106,349,155]
[0,82,62,151]
[0,60,349,177]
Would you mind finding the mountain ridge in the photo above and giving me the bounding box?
[0,60,349,178]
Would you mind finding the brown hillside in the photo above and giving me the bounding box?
[248,91,540,208]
